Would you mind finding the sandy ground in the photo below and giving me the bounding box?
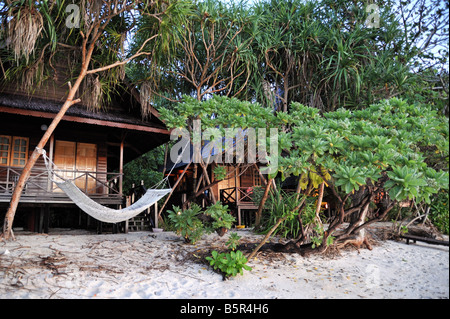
[0,224,448,299]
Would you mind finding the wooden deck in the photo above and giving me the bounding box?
[0,166,123,205]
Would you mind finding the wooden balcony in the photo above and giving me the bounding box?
[220,187,257,206]
[220,187,258,226]
[0,166,123,205]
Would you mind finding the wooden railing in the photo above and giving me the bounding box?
[220,187,255,205]
[0,166,123,202]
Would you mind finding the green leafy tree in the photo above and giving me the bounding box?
[277,98,448,250]
[158,95,279,207]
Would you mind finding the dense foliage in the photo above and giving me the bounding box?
[429,190,450,234]
[280,98,448,204]
[131,0,448,113]
[123,145,166,195]
[160,95,449,246]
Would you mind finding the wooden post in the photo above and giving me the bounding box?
[38,207,44,233]
[238,206,242,226]
[154,201,158,228]
[124,195,131,234]
[192,164,198,196]
[158,161,192,217]
[119,139,124,196]
[234,166,238,206]
[47,135,54,192]
[43,204,50,234]
[37,205,49,234]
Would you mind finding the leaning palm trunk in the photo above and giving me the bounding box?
[248,193,308,260]
[255,177,273,226]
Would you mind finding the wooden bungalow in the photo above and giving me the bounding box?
[0,72,170,233]
[163,151,266,227]
[215,165,264,226]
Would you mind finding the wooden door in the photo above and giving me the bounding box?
[75,143,97,194]
[53,141,97,194]
[53,141,76,192]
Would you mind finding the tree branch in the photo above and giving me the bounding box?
[86,34,159,74]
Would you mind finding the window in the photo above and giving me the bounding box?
[253,169,261,186]
[0,136,11,166]
[0,135,28,167]
[11,137,29,167]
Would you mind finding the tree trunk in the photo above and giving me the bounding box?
[1,75,84,240]
[199,161,216,204]
[315,182,325,227]
[192,164,198,197]
[255,177,273,226]
[335,201,373,251]
[249,193,307,260]
[248,214,288,261]
[283,77,289,113]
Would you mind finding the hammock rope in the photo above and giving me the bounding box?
[35,146,185,224]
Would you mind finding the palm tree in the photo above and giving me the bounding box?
[249,0,322,112]
[133,0,255,103]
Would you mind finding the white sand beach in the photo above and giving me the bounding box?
[1,223,448,299]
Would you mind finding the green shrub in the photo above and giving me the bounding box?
[167,204,204,244]
[226,233,241,251]
[429,190,449,235]
[206,250,252,278]
[258,188,317,239]
[205,202,236,230]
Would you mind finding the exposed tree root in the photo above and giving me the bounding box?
[336,234,373,251]
[333,225,374,252]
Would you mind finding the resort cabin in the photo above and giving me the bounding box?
[164,155,265,227]
[0,68,169,233]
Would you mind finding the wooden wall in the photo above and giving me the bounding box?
[0,113,109,197]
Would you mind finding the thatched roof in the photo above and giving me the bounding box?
[0,92,166,131]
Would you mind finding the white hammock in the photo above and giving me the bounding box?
[37,148,172,224]
[56,180,171,223]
